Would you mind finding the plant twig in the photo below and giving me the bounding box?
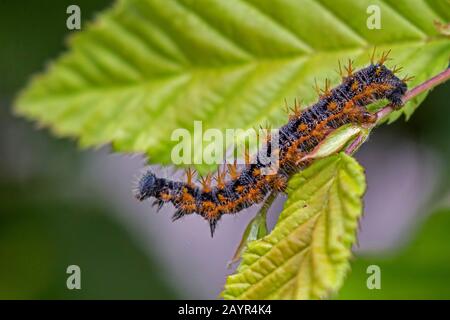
[260,190,278,217]
[345,133,366,155]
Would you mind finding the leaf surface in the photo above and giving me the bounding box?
[14,0,450,170]
[222,153,365,299]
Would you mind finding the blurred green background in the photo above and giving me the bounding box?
[0,0,449,299]
[339,208,450,299]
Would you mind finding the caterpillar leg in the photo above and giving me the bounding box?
[387,83,408,109]
[347,105,377,126]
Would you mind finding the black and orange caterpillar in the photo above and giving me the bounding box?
[136,52,408,236]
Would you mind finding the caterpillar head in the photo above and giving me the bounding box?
[370,64,408,107]
[136,171,158,201]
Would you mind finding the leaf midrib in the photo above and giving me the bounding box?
[20,37,449,104]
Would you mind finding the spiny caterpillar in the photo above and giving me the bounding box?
[136,51,409,236]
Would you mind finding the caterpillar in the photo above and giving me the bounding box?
[136,51,408,236]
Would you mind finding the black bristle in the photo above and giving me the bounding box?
[152,199,165,212]
[172,210,185,222]
[209,220,217,238]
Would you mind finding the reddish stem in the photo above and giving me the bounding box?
[345,133,366,155]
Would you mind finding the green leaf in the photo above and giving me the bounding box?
[14,0,450,169]
[229,124,366,268]
[300,124,365,161]
[338,208,450,299]
[222,153,365,299]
